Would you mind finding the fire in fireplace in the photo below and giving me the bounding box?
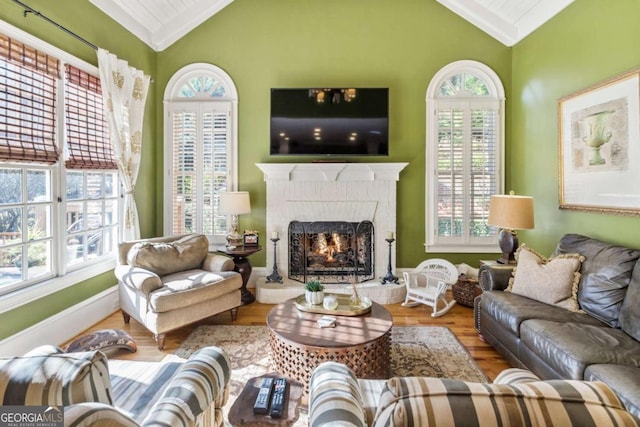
[288,220,374,284]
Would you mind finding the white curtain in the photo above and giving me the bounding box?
[97,48,150,241]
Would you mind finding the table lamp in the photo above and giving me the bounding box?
[487,191,534,264]
[220,191,251,247]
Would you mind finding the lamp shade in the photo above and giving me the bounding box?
[219,191,251,215]
[488,194,534,230]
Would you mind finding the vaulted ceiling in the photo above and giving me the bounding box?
[88,0,233,51]
[436,0,575,46]
[89,0,575,52]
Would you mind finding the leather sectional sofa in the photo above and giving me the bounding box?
[478,233,640,418]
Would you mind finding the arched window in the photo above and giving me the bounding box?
[163,64,238,244]
[425,60,505,252]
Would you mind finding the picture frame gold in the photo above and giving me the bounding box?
[558,68,640,215]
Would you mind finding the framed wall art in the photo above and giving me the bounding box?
[558,68,640,215]
[243,230,259,246]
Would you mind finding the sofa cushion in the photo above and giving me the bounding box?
[585,364,640,419]
[0,349,113,406]
[480,290,605,337]
[619,260,640,341]
[373,376,638,427]
[507,245,584,312]
[127,234,209,277]
[520,319,640,379]
[554,234,640,327]
[149,270,242,313]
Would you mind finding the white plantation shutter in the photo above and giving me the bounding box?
[171,110,197,235]
[469,108,497,237]
[164,64,238,243]
[436,108,464,238]
[169,106,231,237]
[426,61,504,253]
[210,111,230,235]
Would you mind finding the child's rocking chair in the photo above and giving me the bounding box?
[402,258,458,317]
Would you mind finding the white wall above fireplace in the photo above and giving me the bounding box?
[256,163,408,280]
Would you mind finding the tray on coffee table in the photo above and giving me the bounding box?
[294,293,372,316]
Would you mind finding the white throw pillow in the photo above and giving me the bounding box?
[507,245,584,312]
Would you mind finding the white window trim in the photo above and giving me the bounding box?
[425,60,505,253]
[162,63,239,245]
[0,19,119,310]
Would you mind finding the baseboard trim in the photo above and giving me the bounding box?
[0,285,119,357]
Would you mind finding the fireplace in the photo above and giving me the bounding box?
[288,220,374,284]
[255,162,408,285]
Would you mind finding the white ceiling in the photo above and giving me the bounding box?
[90,0,575,52]
[437,0,575,46]
[89,0,234,51]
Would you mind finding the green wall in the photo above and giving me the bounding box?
[511,0,640,255]
[0,0,156,339]
[156,0,512,267]
[6,0,639,341]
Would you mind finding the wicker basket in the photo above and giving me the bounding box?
[452,276,481,307]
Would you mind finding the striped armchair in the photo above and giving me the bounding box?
[0,345,231,427]
[309,362,640,427]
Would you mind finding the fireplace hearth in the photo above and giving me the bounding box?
[288,220,374,284]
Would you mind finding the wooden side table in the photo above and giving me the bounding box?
[217,245,262,305]
[227,373,304,427]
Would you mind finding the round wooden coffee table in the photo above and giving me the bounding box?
[266,297,393,394]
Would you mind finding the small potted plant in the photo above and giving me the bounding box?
[304,278,325,305]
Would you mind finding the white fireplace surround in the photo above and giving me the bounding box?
[256,162,408,283]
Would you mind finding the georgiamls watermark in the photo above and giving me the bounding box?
[0,406,63,427]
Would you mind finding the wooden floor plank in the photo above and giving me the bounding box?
[69,300,511,381]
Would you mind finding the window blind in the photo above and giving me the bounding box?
[64,64,115,169]
[210,110,229,236]
[0,34,60,164]
[435,107,496,239]
[469,109,496,237]
[171,110,197,235]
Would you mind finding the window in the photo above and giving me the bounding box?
[63,64,118,268]
[163,64,238,243]
[0,24,119,300]
[425,60,505,252]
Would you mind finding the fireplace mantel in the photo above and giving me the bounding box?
[255,162,408,182]
[255,162,408,300]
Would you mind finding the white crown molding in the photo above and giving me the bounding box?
[89,0,234,51]
[436,0,574,46]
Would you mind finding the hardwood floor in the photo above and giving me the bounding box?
[71,299,511,381]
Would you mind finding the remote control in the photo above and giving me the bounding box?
[269,378,287,418]
[253,377,274,414]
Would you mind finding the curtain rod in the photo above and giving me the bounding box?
[12,0,98,50]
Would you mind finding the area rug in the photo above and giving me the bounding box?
[175,325,487,425]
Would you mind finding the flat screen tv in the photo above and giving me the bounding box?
[270,88,389,156]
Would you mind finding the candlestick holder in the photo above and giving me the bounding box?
[266,237,283,283]
[381,238,399,284]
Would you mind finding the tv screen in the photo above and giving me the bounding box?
[270,88,389,156]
